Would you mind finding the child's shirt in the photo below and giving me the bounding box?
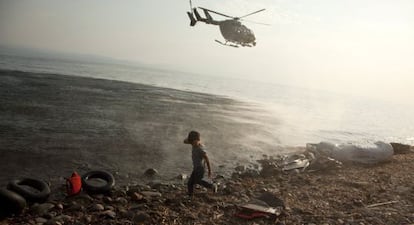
[192,145,206,169]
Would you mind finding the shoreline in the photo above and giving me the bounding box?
[2,147,413,224]
[0,69,283,186]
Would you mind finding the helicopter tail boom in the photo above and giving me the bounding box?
[187,8,220,26]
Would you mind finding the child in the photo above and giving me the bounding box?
[184,131,217,197]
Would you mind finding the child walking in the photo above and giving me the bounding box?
[184,131,217,197]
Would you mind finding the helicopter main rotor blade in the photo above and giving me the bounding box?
[239,8,266,19]
[241,19,271,26]
[198,7,235,19]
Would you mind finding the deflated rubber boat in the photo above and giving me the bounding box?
[307,141,394,164]
[281,154,310,171]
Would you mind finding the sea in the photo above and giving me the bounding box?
[0,53,413,185]
[1,53,413,147]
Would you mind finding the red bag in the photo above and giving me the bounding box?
[66,172,82,196]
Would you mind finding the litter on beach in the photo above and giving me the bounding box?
[306,141,394,164]
[235,191,284,219]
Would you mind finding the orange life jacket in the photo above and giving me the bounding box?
[66,172,82,196]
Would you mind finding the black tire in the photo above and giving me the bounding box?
[81,170,115,194]
[7,178,50,203]
[0,188,27,218]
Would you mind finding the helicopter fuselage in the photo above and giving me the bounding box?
[218,20,256,46]
[188,8,257,47]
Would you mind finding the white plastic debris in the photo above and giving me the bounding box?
[307,141,394,164]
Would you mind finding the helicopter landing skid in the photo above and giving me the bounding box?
[215,40,239,48]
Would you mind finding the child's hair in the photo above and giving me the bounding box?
[187,131,200,143]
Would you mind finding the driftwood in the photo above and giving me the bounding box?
[366,200,399,208]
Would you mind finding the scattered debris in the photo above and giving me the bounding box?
[366,200,399,208]
[2,143,413,225]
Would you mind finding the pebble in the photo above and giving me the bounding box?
[67,201,84,212]
[235,165,246,172]
[93,194,104,200]
[140,191,162,198]
[131,192,144,201]
[56,204,63,210]
[46,215,72,225]
[176,173,188,180]
[101,210,116,219]
[115,197,128,204]
[35,217,48,224]
[103,196,113,203]
[84,215,92,223]
[32,203,55,216]
[133,212,151,223]
[147,181,163,189]
[91,203,105,211]
[105,205,115,211]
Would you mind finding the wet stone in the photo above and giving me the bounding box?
[176,173,188,180]
[144,168,158,176]
[133,212,151,223]
[100,210,116,219]
[131,192,144,202]
[46,215,72,225]
[67,201,85,212]
[83,215,92,223]
[56,204,63,210]
[115,197,128,204]
[35,217,48,224]
[118,208,131,218]
[93,194,104,200]
[32,203,55,216]
[103,196,113,203]
[45,211,57,219]
[105,205,115,211]
[235,165,246,172]
[147,181,163,189]
[91,203,105,211]
[140,191,162,198]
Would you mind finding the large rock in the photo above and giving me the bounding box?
[390,142,412,154]
[144,168,158,176]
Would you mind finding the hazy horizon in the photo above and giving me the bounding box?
[1,0,413,104]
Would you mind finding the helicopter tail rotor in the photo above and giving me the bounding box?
[187,11,197,26]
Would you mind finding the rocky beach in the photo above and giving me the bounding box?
[1,145,413,225]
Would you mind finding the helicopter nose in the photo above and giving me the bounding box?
[248,34,256,43]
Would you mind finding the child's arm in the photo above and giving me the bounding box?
[203,153,212,178]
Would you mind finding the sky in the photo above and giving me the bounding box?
[0,0,413,104]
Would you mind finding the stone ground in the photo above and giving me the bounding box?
[2,149,413,225]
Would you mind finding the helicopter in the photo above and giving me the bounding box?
[186,2,266,47]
